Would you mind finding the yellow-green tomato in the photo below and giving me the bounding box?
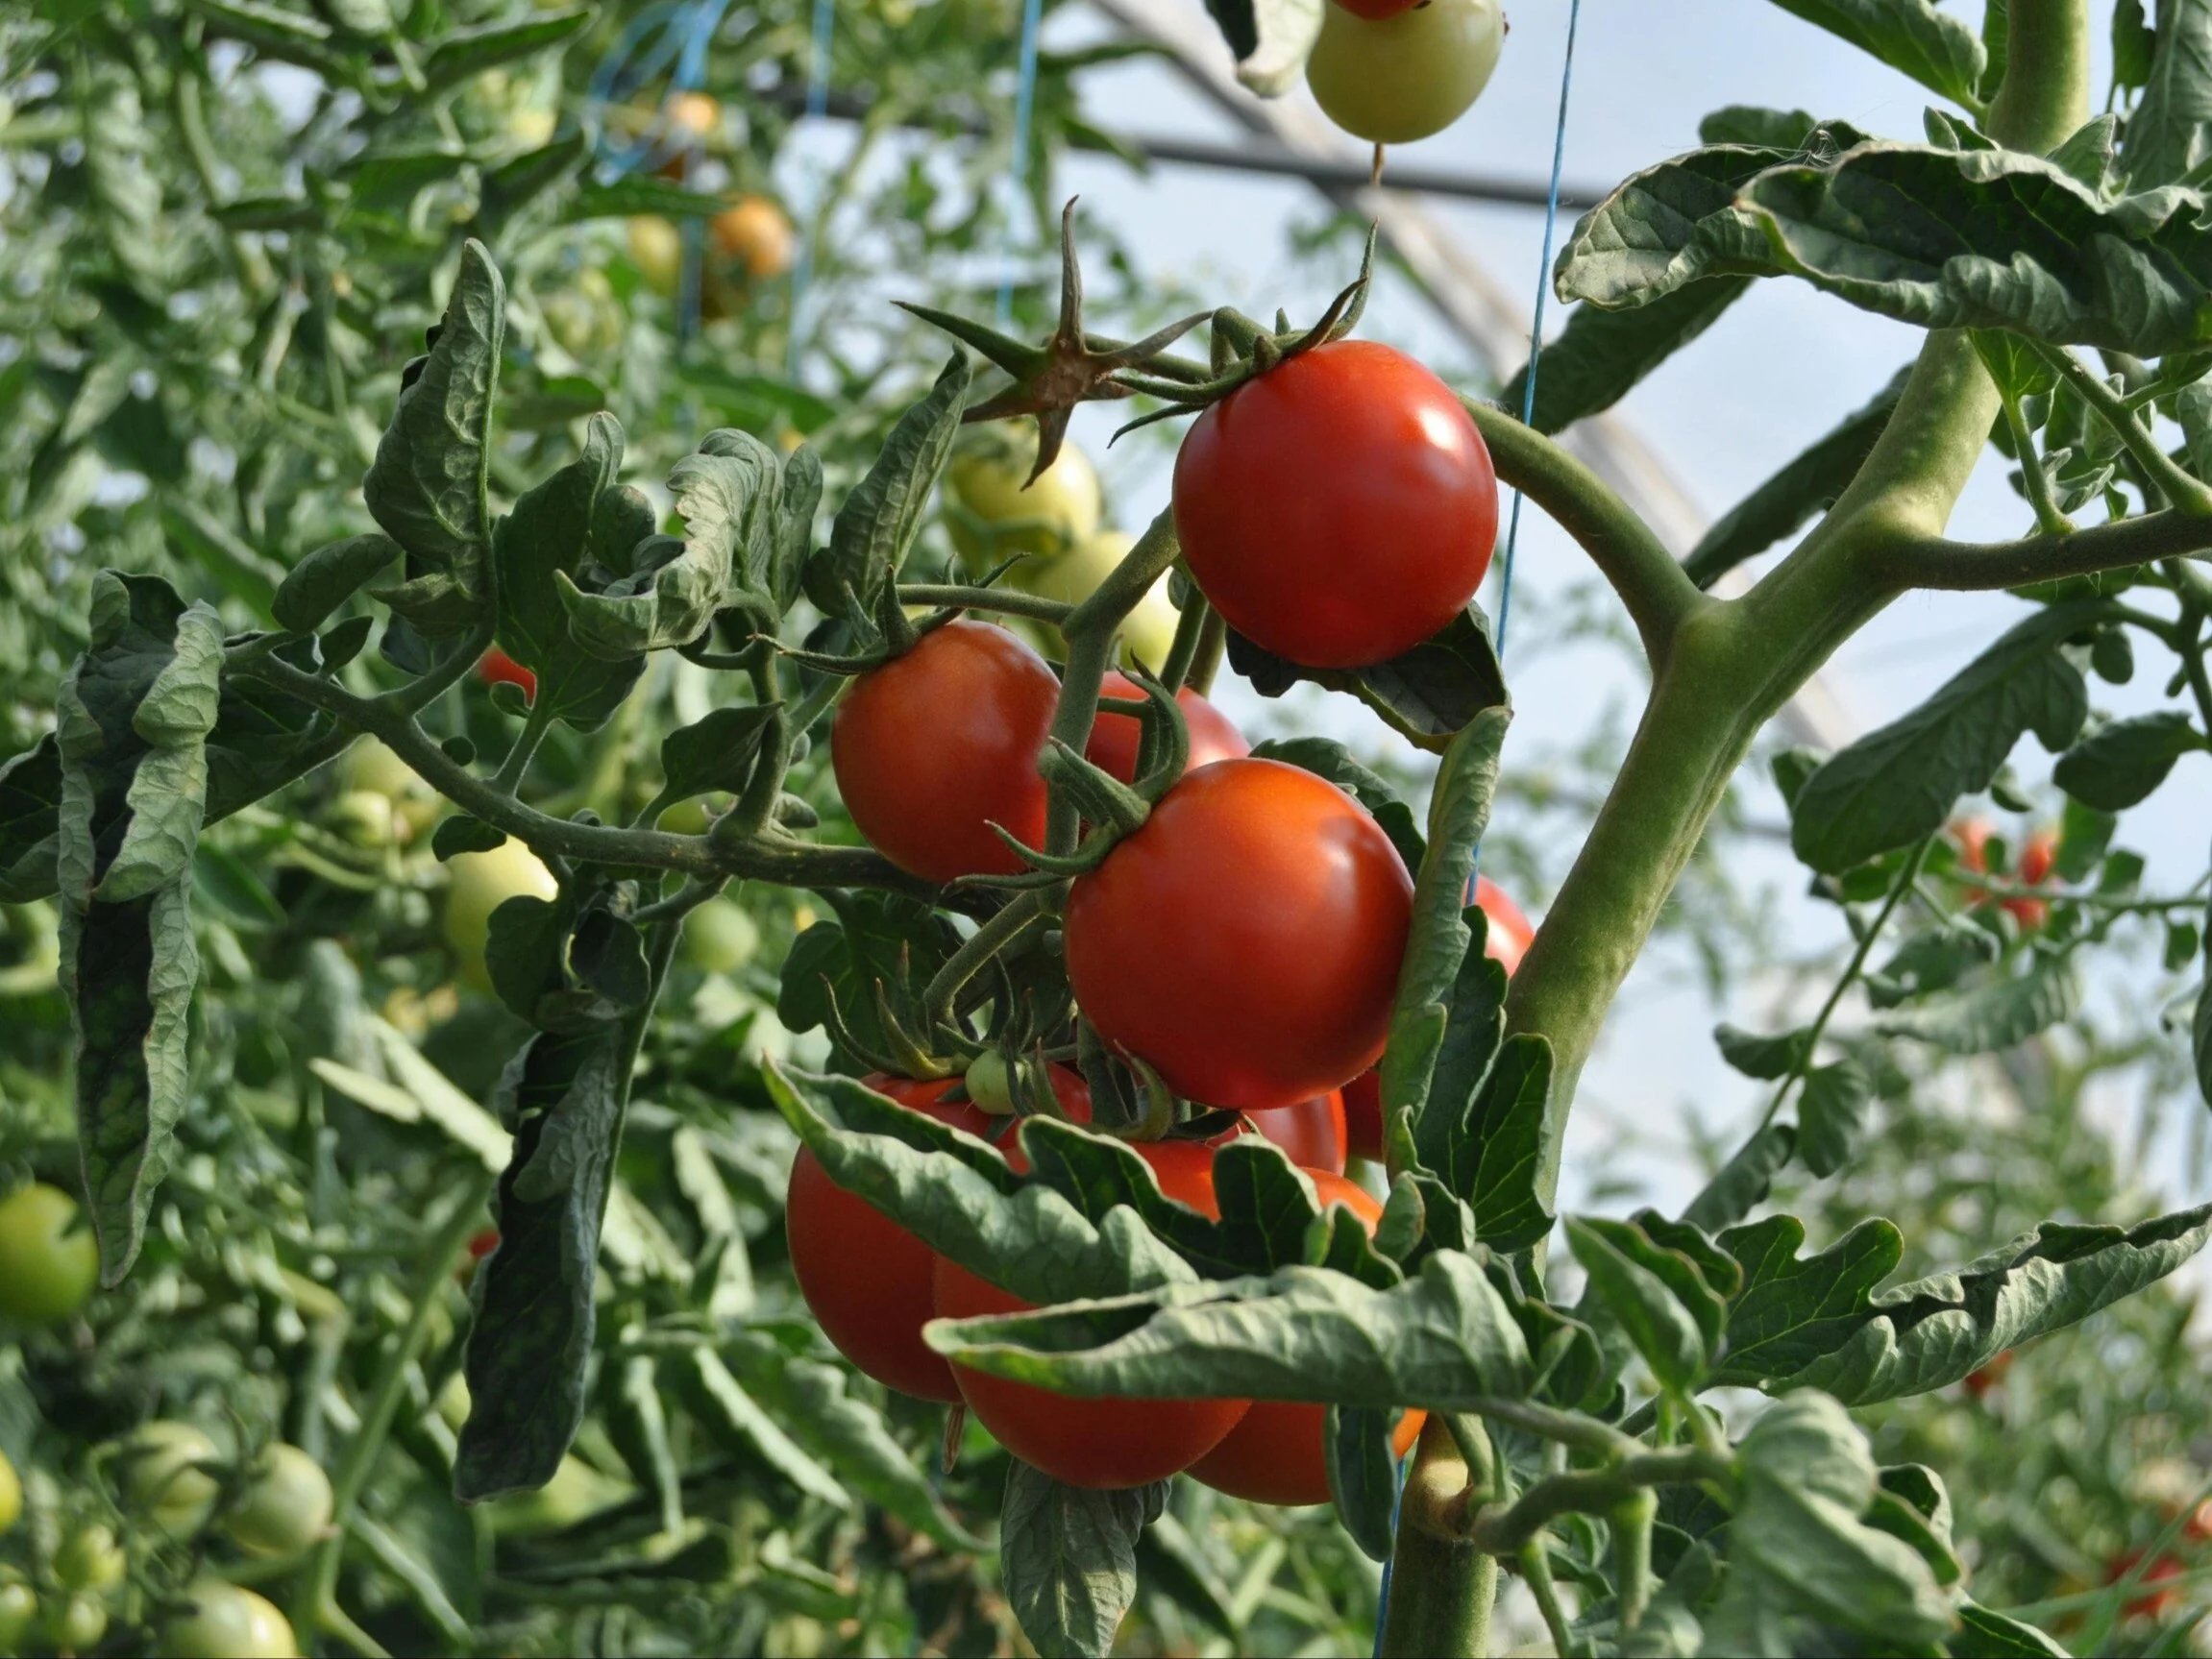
[0,1451,17,1535]
[946,433,1101,568]
[158,1580,299,1659]
[1306,0,1506,145]
[41,1591,107,1654]
[54,1523,124,1591]
[682,896,760,975]
[965,1052,1017,1115]
[443,840,559,993]
[483,1453,627,1537]
[0,1577,34,1655]
[119,1422,222,1538]
[223,1445,332,1557]
[340,739,440,842]
[628,215,684,297]
[1019,530,1181,672]
[0,1182,99,1326]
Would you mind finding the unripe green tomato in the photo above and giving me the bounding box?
[629,215,684,297]
[158,1580,299,1659]
[435,1372,471,1433]
[1018,530,1182,672]
[1306,0,1505,144]
[54,1523,124,1591]
[118,1422,222,1538]
[331,789,397,848]
[484,1453,627,1537]
[443,840,559,993]
[0,1452,14,1537]
[0,1182,99,1326]
[541,266,624,359]
[965,1052,1017,1115]
[340,739,440,842]
[0,1578,34,1655]
[41,1591,107,1654]
[223,1445,332,1557]
[946,435,1101,569]
[655,793,731,836]
[682,896,760,975]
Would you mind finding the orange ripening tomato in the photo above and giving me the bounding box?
[2108,1547,2186,1620]
[1066,759,1413,1112]
[1241,1090,1347,1174]
[1084,671,1250,786]
[479,647,537,698]
[935,1136,1248,1486]
[1952,818,2056,929]
[787,1069,1092,1402]
[831,621,1060,884]
[1961,1349,2013,1401]
[710,195,797,281]
[1173,340,1497,669]
[1189,1171,1422,1503]
[1344,875,1533,1160]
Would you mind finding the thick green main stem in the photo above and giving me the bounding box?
[1382,8,2090,1652]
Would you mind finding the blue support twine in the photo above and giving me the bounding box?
[995,0,1047,325]
[1373,8,1583,1650]
[784,0,840,373]
[1492,0,1585,663]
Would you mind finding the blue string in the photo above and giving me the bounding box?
[1374,10,1583,1648]
[1492,0,1585,662]
[995,0,1047,326]
[784,0,839,373]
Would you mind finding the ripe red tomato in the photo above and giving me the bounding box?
[1065,759,1413,1112]
[1343,875,1533,1160]
[1952,819,2056,929]
[831,621,1060,884]
[478,647,537,698]
[1961,1349,2013,1401]
[787,1069,1091,1402]
[1173,340,1496,669]
[1240,1091,1347,1174]
[1084,671,1249,786]
[2109,1547,2186,1620]
[1189,1171,1422,1503]
[934,1137,1249,1487]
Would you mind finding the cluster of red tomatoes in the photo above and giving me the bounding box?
[1950,818,2061,930]
[792,344,1529,1498]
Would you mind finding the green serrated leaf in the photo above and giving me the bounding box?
[272,532,401,632]
[431,817,506,862]
[809,354,970,622]
[1501,279,1753,435]
[365,241,504,598]
[722,1332,982,1550]
[1727,1391,1955,1646]
[421,10,593,93]
[676,1345,848,1508]
[1739,144,2212,354]
[1791,603,2097,871]
[1951,1600,2072,1657]
[1228,605,1508,750]
[1323,1405,1399,1562]
[0,739,63,905]
[1566,1216,1718,1393]
[1766,0,1986,109]
[1714,1023,1814,1080]
[1797,1060,1873,1178]
[1865,915,2002,1008]
[2123,0,2212,185]
[1382,707,1509,1133]
[659,707,780,804]
[1875,957,2079,1052]
[456,1028,625,1500]
[2052,709,2203,809]
[1684,1124,1798,1233]
[924,1249,1532,1411]
[1000,1461,1151,1659]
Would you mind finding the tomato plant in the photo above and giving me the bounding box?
[9,1,2212,1655]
